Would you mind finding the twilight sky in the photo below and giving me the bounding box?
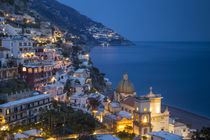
[57,0,210,42]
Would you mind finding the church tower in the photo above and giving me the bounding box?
[142,87,170,132]
[133,97,151,136]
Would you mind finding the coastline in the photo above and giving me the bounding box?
[162,105,210,130]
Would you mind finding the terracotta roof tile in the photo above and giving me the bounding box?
[121,96,135,107]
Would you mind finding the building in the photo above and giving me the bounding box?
[133,97,152,135]
[114,73,136,102]
[2,37,37,63]
[169,120,191,139]
[40,82,67,102]
[0,47,10,67]
[19,63,55,89]
[103,111,133,133]
[73,68,89,79]
[0,67,18,82]
[70,93,88,108]
[141,87,170,132]
[0,93,52,130]
[35,46,56,61]
[146,131,183,140]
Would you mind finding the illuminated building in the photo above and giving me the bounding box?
[0,93,52,129]
[19,63,55,89]
[114,73,136,102]
[0,67,18,82]
[2,37,37,63]
[133,97,152,135]
[141,87,170,132]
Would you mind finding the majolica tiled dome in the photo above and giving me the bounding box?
[116,73,134,93]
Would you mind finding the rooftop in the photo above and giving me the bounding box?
[0,94,50,108]
[110,102,120,108]
[121,96,135,107]
[96,134,120,140]
[147,131,182,140]
[75,68,86,73]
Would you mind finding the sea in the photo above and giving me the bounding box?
[90,42,210,118]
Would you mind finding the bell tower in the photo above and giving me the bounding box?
[133,97,151,136]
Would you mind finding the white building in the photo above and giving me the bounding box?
[0,93,52,130]
[73,68,89,79]
[146,131,183,140]
[2,37,36,60]
[40,82,67,102]
[70,94,88,109]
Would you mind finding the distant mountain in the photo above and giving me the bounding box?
[29,0,134,46]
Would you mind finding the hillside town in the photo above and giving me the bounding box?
[0,6,209,140]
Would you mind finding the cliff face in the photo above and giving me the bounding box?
[0,0,28,14]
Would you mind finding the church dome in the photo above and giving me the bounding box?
[116,73,134,93]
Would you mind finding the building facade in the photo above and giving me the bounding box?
[0,93,52,130]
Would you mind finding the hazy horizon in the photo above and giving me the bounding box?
[58,0,210,42]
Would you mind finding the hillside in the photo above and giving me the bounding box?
[0,0,28,14]
[29,0,134,46]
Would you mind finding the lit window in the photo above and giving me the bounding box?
[143,116,148,123]
[28,68,33,73]
[6,109,10,115]
[136,107,139,111]
[144,108,147,112]
[22,67,27,72]
[156,107,160,113]
[34,68,37,73]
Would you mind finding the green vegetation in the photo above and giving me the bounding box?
[0,101,101,138]
[116,131,135,140]
[90,66,106,92]
[0,0,15,5]
[192,127,210,140]
[0,79,29,94]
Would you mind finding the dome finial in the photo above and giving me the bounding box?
[123,72,128,80]
[150,86,153,92]
[148,86,155,97]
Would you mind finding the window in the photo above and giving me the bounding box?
[143,116,148,123]
[6,109,10,115]
[0,109,2,113]
[22,67,27,72]
[34,68,38,73]
[28,68,33,73]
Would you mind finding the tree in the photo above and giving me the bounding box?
[192,127,210,140]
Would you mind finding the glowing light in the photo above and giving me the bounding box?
[51,77,56,83]
[136,107,139,111]
[1,125,9,131]
[22,67,27,72]
[143,116,148,123]
[144,108,147,112]
[156,107,160,113]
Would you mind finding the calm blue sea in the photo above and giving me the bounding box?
[90,42,210,117]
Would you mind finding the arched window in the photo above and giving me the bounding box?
[143,116,148,123]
